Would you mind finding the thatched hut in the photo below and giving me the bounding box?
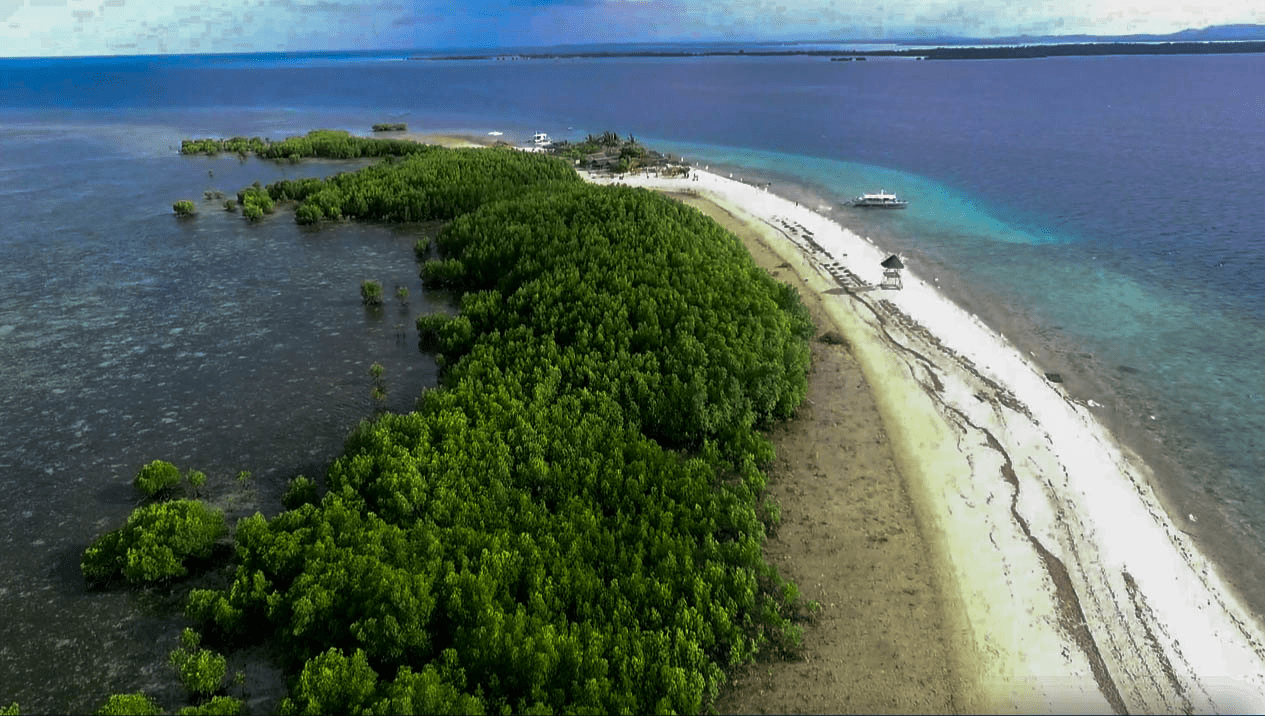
[880,254,904,290]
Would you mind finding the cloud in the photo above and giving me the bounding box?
[392,13,445,27]
[306,0,361,11]
[0,0,22,23]
[5,0,1265,57]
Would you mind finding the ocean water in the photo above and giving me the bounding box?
[2,50,1264,710]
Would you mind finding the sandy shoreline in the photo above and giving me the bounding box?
[584,168,1265,712]
[673,192,961,713]
[394,131,504,148]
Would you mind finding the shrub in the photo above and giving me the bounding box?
[177,696,243,716]
[414,313,451,352]
[169,628,227,696]
[419,258,465,288]
[295,203,323,225]
[360,280,384,306]
[133,459,181,498]
[96,693,161,715]
[186,469,207,493]
[278,648,378,716]
[173,200,197,216]
[82,500,227,584]
[282,476,319,510]
[238,183,274,222]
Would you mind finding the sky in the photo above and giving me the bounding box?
[2,0,1265,57]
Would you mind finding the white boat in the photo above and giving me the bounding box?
[531,132,551,146]
[851,190,907,209]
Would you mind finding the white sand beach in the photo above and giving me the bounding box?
[585,167,1265,713]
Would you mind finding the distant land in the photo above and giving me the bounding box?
[414,23,1265,62]
[858,40,1265,61]
[885,23,1265,46]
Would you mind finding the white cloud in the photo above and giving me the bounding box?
[2,0,1265,56]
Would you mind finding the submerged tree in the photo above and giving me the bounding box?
[360,280,384,306]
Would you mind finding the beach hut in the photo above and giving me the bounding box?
[880,254,904,290]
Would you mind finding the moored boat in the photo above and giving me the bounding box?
[851,190,907,208]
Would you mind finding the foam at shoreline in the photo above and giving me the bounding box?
[584,167,1265,712]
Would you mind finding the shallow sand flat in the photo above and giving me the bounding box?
[396,131,499,148]
[584,169,1265,713]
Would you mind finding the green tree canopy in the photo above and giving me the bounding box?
[95,693,162,716]
[166,146,811,714]
[134,459,182,498]
[83,500,226,584]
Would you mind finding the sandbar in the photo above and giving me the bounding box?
[396,131,502,148]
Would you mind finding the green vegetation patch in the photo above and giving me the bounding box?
[360,279,385,306]
[170,628,227,697]
[82,500,227,584]
[95,692,162,716]
[180,129,431,160]
[134,459,182,498]
[117,142,817,713]
[186,175,812,713]
[236,182,274,222]
[432,185,814,446]
[267,146,581,224]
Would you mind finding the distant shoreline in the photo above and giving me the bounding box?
[413,40,1265,62]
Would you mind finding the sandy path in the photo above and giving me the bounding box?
[585,169,1265,714]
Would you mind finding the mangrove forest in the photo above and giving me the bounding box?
[78,136,816,715]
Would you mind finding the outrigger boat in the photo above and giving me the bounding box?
[851,190,907,209]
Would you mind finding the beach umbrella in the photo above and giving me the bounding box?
[881,254,904,269]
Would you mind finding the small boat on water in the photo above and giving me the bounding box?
[851,190,907,209]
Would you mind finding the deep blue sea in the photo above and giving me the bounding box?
[2,49,1264,711]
